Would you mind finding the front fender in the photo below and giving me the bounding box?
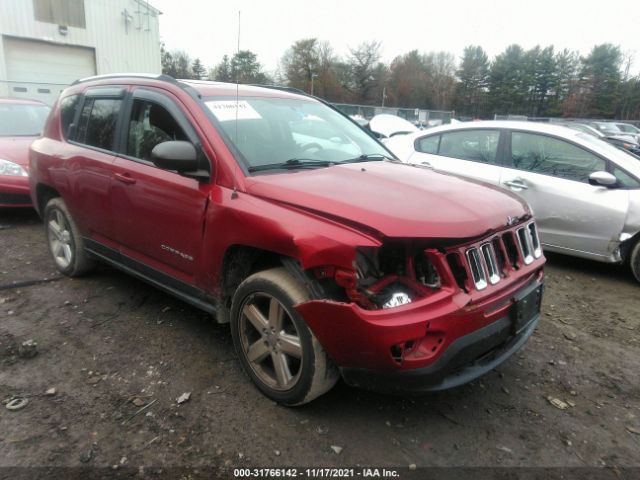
[200,186,381,295]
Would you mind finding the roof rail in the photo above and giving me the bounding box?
[71,73,176,86]
[177,79,223,85]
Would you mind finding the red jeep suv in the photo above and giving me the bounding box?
[30,75,544,405]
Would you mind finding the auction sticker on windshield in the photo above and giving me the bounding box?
[206,100,261,122]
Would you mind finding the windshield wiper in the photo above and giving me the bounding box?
[339,153,396,164]
[247,158,334,173]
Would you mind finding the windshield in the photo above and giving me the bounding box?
[204,96,389,170]
[595,123,622,135]
[567,124,603,137]
[618,123,640,134]
[0,103,50,136]
[578,132,640,166]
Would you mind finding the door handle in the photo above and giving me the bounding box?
[114,172,136,185]
[503,179,528,190]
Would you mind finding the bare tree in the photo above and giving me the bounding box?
[347,41,383,104]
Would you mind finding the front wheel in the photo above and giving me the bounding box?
[44,197,96,277]
[230,268,338,406]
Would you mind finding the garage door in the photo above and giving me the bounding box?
[3,37,96,105]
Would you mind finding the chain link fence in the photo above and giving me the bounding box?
[333,103,454,126]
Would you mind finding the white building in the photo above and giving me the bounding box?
[0,0,161,105]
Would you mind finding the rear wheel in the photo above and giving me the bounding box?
[630,239,640,283]
[44,198,96,277]
[230,268,338,405]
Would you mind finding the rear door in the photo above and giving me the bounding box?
[62,88,125,245]
[499,130,628,258]
[408,129,505,185]
[110,87,210,284]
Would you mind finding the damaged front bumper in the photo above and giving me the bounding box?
[296,269,543,393]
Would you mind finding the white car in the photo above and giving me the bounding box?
[614,122,640,143]
[385,121,640,282]
[369,114,418,139]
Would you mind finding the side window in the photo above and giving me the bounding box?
[613,167,640,189]
[511,132,605,183]
[438,130,500,164]
[126,100,188,161]
[75,97,122,150]
[59,94,80,140]
[416,135,440,154]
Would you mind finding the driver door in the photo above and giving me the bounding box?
[110,88,210,283]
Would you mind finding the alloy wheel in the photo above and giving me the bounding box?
[48,209,73,269]
[239,293,303,391]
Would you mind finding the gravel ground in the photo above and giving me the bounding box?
[1,209,639,479]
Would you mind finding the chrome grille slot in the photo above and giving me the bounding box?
[528,222,542,258]
[447,253,468,290]
[466,248,488,290]
[480,243,501,285]
[517,227,534,265]
[502,232,520,268]
[492,237,507,272]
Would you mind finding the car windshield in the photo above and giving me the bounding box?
[618,124,640,134]
[596,123,622,135]
[0,103,50,136]
[204,95,389,171]
[578,132,640,164]
[569,124,603,137]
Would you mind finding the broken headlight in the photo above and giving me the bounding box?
[351,244,441,309]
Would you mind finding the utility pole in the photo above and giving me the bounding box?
[311,73,318,96]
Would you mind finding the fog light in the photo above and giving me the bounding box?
[383,292,412,309]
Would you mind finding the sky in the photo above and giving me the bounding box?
[150,0,639,76]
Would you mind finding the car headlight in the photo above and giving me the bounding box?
[0,159,28,177]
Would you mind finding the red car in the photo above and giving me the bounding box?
[0,98,50,207]
[29,75,544,405]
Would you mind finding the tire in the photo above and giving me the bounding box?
[630,239,640,283]
[44,197,96,277]
[230,267,338,406]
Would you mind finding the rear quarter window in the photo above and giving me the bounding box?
[59,94,80,140]
[416,135,440,154]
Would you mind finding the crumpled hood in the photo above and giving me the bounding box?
[245,161,530,239]
[0,137,36,166]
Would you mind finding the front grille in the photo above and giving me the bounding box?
[447,221,542,291]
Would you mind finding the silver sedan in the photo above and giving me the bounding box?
[385,121,640,282]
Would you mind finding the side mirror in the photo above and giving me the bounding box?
[588,171,618,188]
[151,141,198,172]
